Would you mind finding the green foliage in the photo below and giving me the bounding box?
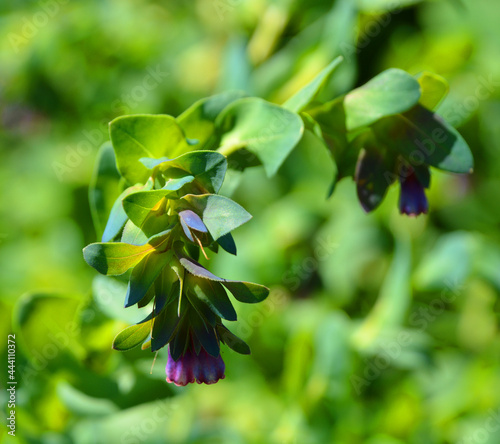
[217,98,304,176]
[344,68,422,131]
[4,0,498,442]
[109,115,190,184]
[372,105,474,173]
[112,321,151,351]
[283,56,344,112]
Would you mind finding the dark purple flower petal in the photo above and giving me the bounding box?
[166,346,225,386]
[399,170,429,216]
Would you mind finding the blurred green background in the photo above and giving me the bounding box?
[1,0,500,443]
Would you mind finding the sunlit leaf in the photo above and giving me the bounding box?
[181,194,252,240]
[177,91,248,149]
[140,151,227,194]
[112,321,151,351]
[122,189,175,227]
[344,68,421,131]
[284,56,343,112]
[101,184,145,242]
[109,114,190,184]
[83,232,170,276]
[89,142,122,240]
[416,71,449,110]
[217,98,304,176]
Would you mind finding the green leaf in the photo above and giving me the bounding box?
[89,142,122,240]
[122,190,175,227]
[372,104,474,173]
[344,68,421,131]
[416,71,449,110]
[101,184,144,242]
[217,97,304,176]
[109,114,190,185]
[217,232,237,255]
[185,289,217,327]
[83,234,170,276]
[112,321,151,351]
[177,91,248,149]
[181,194,252,240]
[151,302,180,352]
[222,281,269,303]
[141,151,227,194]
[125,250,173,308]
[138,285,156,309]
[121,210,174,246]
[174,244,269,304]
[283,56,344,113]
[189,310,220,357]
[169,320,189,361]
[217,324,250,354]
[299,113,339,197]
[161,175,196,191]
[186,274,237,321]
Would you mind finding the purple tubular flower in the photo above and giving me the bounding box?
[166,347,225,386]
[399,170,429,216]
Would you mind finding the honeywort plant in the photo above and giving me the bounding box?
[83,57,473,386]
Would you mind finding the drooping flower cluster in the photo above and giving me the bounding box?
[83,63,474,387]
[84,144,268,386]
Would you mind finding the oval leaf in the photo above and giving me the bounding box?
[112,322,151,351]
[284,56,343,113]
[186,274,237,321]
[217,98,304,177]
[217,324,251,355]
[416,71,449,110]
[344,68,421,131]
[101,184,143,242]
[109,114,190,184]
[177,91,248,149]
[174,244,269,304]
[182,194,251,240]
[125,250,173,308]
[83,242,153,276]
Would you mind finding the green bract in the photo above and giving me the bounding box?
[84,58,473,384]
